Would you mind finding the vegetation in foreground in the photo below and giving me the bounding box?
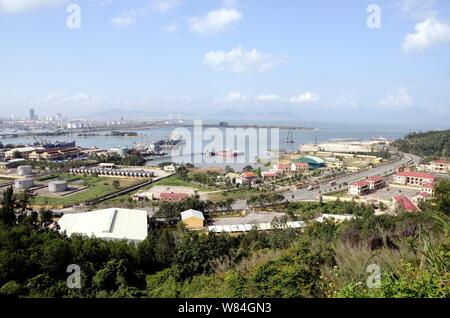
[0,179,449,298]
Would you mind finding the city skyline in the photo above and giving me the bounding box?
[0,0,449,124]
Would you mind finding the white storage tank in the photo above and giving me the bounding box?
[48,180,68,193]
[14,178,34,190]
[17,165,33,176]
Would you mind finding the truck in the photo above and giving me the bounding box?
[329,181,337,187]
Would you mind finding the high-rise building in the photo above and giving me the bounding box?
[29,108,36,121]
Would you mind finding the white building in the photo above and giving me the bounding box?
[348,180,370,196]
[428,160,450,173]
[163,164,176,173]
[58,208,148,243]
[393,172,436,186]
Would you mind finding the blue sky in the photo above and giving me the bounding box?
[0,0,449,124]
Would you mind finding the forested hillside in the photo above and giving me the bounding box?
[392,130,450,157]
[0,182,449,298]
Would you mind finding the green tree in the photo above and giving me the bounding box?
[433,179,450,215]
[0,187,17,227]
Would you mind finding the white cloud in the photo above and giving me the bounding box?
[163,23,178,33]
[402,17,450,53]
[256,94,281,102]
[150,0,180,13]
[335,93,359,108]
[0,0,63,13]
[189,7,242,34]
[379,89,413,107]
[42,92,101,106]
[204,47,282,74]
[110,9,143,27]
[289,92,320,105]
[400,0,436,19]
[220,92,319,105]
[222,92,250,102]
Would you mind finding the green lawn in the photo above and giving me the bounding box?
[33,175,141,206]
[150,175,214,192]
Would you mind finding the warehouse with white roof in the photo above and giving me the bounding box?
[58,208,148,243]
[181,209,205,230]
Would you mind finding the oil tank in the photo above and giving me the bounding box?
[17,165,33,176]
[48,180,68,193]
[14,178,34,190]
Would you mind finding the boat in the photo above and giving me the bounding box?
[42,141,76,149]
[209,149,243,157]
[286,128,295,144]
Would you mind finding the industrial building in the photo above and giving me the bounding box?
[28,147,81,161]
[5,147,44,159]
[58,208,148,242]
[181,209,205,230]
[69,166,154,178]
[209,221,305,234]
[295,156,326,170]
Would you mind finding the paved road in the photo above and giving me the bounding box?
[53,153,420,214]
[232,153,420,210]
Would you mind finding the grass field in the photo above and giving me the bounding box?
[148,175,214,192]
[205,188,261,202]
[33,175,142,206]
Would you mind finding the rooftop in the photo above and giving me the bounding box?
[352,180,369,187]
[367,176,383,183]
[431,159,450,165]
[422,182,435,189]
[181,209,205,220]
[241,171,257,178]
[58,208,148,242]
[394,171,436,180]
[394,195,420,213]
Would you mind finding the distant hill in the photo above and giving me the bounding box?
[85,109,198,120]
[205,110,293,120]
[392,129,450,157]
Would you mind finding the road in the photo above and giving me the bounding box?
[232,152,420,210]
[53,152,420,214]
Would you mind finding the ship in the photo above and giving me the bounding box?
[209,149,244,157]
[42,141,76,149]
[285,128,295,144]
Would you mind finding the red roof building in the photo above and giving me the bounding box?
[393,195,420,213]
[348,180,370,196]
[241,171,256,178]
[261,171,277,179]
[291,162,310,172]
[421,182,435,195]
[393,171,436,186]
[429,160,450,172]
[160,192,189,202]
[366,176,385,190]
[240,171,257,184]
